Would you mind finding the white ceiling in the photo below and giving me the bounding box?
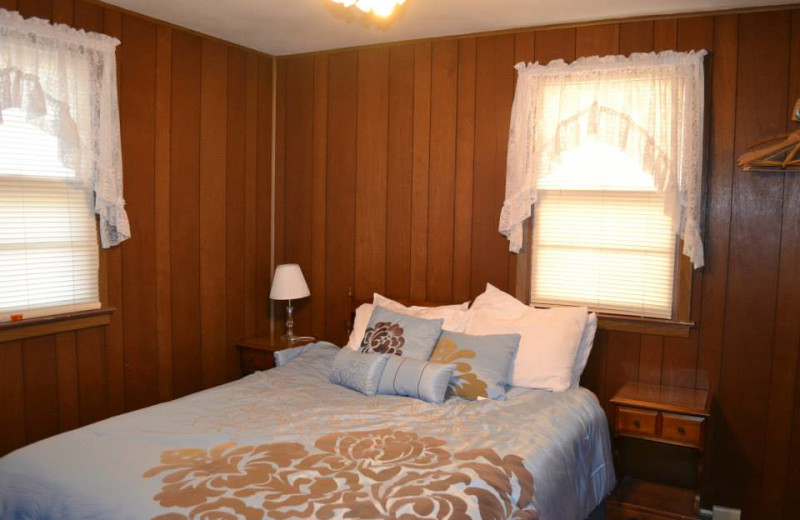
[102,0,794,56]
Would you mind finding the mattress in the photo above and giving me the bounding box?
[0,342,615,520]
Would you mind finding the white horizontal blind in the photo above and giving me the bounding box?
[530,140,676,319]
[0,108,100,321]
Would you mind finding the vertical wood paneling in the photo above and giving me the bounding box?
[199,39,228,388]
[762,10,800,518]
[354,48,390,302]
[311,55,329,339]
[698,14,737,396]
[255,55,273,335]
[654,19,678,50]
[22,336,59,443]
[0,341,26,453]
[51,0,72,24]
[697,18,738,507]
[781,12,800,518]
[718,11,790,515]
[471,34,515,296]
[576,24,619,57]
[282,56,315,331]
[325,51,358,343]
[534,27,576,65]
[619,21,654,55]
[603,331,641,416]
[55,332,79,431]
[452,38,477,303]
[76,327,107,426]
[385,44,415,300]
[16,0,49,18]
[225,47,247,380]
[243,54,259,337]
[72,0,102,32]
[410,43,432,301]
[154,25,173,400]
[170,31,203,398]
[0,0,18,11]
[427,40,458,302]
[120,14,158,411]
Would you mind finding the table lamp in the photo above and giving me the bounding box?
[269,263,310,342]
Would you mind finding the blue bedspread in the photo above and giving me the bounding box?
[0,342,614,520]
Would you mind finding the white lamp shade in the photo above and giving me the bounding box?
[269,264,310,301]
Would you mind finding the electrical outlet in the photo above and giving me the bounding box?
[712,505,742,520]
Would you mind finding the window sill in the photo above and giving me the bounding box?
[0,308,115,343]
[597,314,693,338]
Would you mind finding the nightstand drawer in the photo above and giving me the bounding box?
[661,413,704,446]
[616,407,658,436]
[241,350,273,373]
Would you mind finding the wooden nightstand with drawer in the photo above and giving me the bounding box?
[236,334,314,376]
[607,382,711,520]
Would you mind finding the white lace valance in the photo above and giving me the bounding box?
[501,50,707,268]
[0,9,129,247]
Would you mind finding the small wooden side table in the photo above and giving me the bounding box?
[606,382,711,520]
[236,333,314,375]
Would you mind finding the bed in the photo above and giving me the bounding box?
[0,340,614,520]
[1,285,616,520]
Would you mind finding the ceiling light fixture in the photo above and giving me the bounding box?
[330,0,406,18]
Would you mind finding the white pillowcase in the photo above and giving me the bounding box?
[373,294,470,332]
[571,312,598,389]
[464,284,587,392]
[345,303,376,350]
[344,294,470,350]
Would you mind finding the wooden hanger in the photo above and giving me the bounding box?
[737,130,800,171]
[737,98,800,172]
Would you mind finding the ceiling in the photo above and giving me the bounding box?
[101,0,793,56]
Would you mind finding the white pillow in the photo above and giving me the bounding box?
[344,294,470,350]
[345,303,374,350]
[373,293,470,332]
[464,284,587,392]
[570,312,597,389]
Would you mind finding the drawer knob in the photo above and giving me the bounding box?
[678,426,686,436]
[633,420,641,429]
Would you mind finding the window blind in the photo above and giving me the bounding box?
[0,108,100,321]
[531,189,676,318]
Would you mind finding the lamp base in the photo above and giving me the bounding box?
[281,332,315,344]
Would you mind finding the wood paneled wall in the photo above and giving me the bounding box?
[0,0,274,454]
[276,8,800,518]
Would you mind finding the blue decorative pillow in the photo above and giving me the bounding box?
[329,348,391,396]
[378,356,456,405]
[430,331,520,400]
[359,306,444,360]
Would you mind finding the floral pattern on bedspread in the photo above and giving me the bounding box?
[144,428,538,520]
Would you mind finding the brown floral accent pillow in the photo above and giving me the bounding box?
[361,321,406,355]
[358,306,444,360]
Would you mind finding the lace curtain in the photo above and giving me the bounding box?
[0,9,129,247]
[501,50,707,268]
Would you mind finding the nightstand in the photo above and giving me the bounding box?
[606,382,711,520]
[236,333,314,375]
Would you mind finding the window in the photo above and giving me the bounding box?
[0,10,128,326]
[0,108,100,321]
[502,51,706,323]
[530,140,678,319]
